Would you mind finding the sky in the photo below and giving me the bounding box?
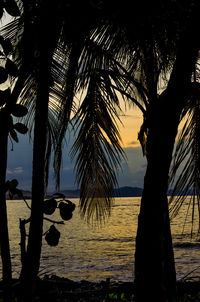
[6,106,147,192]
[2,13,147,192]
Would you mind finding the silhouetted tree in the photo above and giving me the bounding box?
[0,2,25,301]
[1,1,125,298]
[3,2,200,302]
[66,1,200,302]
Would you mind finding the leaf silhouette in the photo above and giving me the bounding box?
[59,202,73,221]
[64,199,76,212]
[0,88,10,106]
[1,38,12,56]
[4,0,20,17]
[9,129,18,142]
[0,67,8,84]
[53,192,65,199]
[5,59,19,77]
[11,104,28,117]
[14,123,28,134]
[45,225,60,246]
[43,198,57,215]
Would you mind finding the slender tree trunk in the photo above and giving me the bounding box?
[134,41,199,302]
[0,112,12,301]
[19,3,61,298]
[20,56,49,298]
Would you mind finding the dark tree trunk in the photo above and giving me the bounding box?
[135,103,179,302]
[19,4,61,299]
[134,40,199,302]
[19,51,50,302]
[0,112,12,301]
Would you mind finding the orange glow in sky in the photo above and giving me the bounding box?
[118,105,143,148]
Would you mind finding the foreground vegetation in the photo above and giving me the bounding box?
[0,277,200,302]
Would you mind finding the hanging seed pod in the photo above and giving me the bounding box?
[45,225,60,246]
[59,202,73,221]
[43,198,57,215]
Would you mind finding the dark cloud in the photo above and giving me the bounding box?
[127,140,138,146]
[6,134,147,191]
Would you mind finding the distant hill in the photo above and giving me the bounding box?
[7,186,144,200]
[60,186,143,198]
[114,186,143,197]
[8,186,197,200]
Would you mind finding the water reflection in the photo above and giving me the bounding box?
[2,197,200,281]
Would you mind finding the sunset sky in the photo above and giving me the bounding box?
[7,105,147,192]
[2,13,147,192]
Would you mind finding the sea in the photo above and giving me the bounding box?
[2,197,200,282]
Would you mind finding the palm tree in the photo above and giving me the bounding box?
[2,2,125,297]
[63,1,200,301]
[0,2,23,301]
[3,1,200,302]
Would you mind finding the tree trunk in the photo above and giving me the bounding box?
[134,40,199,301]
[135,104,178,302]
[0,112,12,301]
[20,56,49,297]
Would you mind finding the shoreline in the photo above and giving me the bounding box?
[1,275,200,301]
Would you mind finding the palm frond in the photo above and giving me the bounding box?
[70,73,125,223]
[169,84,200,234]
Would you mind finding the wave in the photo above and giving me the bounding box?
[80,237,134,243]
[173,242,200,249]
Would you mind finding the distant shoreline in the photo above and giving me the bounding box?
[6,186,196,200]
[6,186,143,200]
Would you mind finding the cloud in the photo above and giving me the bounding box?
[6,167,24,174]
[14,167,24,174]
[6,131,147,191]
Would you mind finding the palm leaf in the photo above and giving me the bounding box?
[70,74,125,223]
[169,84,200,234]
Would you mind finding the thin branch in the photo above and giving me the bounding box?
[44,217,64,224]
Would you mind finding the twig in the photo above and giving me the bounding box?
[44,217,64,224]
[179,265,200,281]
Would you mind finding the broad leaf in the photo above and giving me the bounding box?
[45,225,60,246]
[59,202,73,221]
[43,198,57,215]
[11,104,28,117]
[14,122,28,134]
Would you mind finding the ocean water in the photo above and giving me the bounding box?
[2,197,200,282]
